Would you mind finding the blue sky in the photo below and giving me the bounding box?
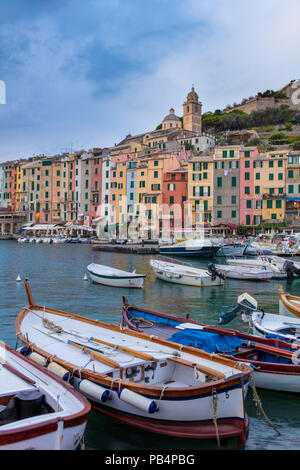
[0,0,299,161]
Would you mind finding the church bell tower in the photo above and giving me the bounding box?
[183,87,202,133]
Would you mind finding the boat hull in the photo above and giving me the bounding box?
[88,270,145,288]
[90,399,249,442]
[151,267,223,287]
[159,246,220,258]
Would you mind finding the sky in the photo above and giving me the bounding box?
[0,0,299,161]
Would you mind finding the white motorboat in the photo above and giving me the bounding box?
[216,242,247,257]
[213,264,273,281]
[226,256,300,279]
[87,263,145,288]
[15,281,252,446]
[150,259,225,287]
[0,341,90,450]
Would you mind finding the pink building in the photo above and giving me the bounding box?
[239,146,259,226]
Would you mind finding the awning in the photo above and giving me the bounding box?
[286,198,300,202]
[24,224,58,231]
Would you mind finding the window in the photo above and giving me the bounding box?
[278,160,283,167]
[256,173,260,180]
[229,150,234,158]
[269,161,274,168]
[244,151,250,158]
[271,213,277,220]
[217,210,222,218]
[222,151,227,158]
[246,215,251,225]
[255,186,260,194]
[245,186,250,194]
[169,196,174,204]
[154,171,158,178]
[245,160,250,168]
[232,177,237,187]
[154,161,158,166]
[217,196,222,205]
[288,170,294,178]
[245,172,250,181]
[232,210,236,218]
[231,195,236,204]
[217,177,222,187]
[246,200,252,209]
[269,173,274,181]
[276,200,282,208]
[278,173,283,180]
[288,185,294,194]
[267,200,273,209]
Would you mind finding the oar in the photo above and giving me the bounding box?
[89,336,155,361]
[68,340,120,368]
[32,325,120,369]
[247,341,299,360]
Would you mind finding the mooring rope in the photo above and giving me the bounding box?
[212,387,221,448]
[250,377,281,436]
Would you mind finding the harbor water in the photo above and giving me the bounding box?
[1,240,300,450]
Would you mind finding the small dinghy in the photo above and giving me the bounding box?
[87,263,145,288]
[15,281,252,446]
[0,341,90,450]
[150,259,225,287]
[212,264,273,281]
[122,296,300,394]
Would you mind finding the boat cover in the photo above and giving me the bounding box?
[167,329,244,353]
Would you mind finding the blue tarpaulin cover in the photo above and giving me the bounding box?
[167,329,244,353]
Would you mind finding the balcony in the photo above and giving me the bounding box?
[262,193,286,200]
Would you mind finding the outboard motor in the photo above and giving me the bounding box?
[219,293,258,325]
[207,263,226,281]
[283,260,300,279]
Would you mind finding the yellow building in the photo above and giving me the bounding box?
[258,151,288,223]
[188,156,214,226]
[15,162,24,211]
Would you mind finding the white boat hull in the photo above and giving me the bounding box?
[252,370,300,394]
[88,271,145,288]
[152,266,223,287]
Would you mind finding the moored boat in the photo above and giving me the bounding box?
[212,264,273,281]
[279,287,300,319]
[87,263,145,288]
[150,259,225,287]
[216,242,246,257]
[15,281,252,446]
[122,297,300,394]
[159,238,220,258]
[0,341,90,450]
[226,256,300,279]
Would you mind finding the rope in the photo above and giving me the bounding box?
[157,385,168,408]
[212,388,220,448]
[250,377,281,436]
[42,317,63,334]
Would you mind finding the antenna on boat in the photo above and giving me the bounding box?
[24,278,34,306]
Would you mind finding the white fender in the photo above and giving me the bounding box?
[118,388,158,414]
[79,379,111,403]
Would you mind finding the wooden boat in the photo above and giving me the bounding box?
[279,287,300,318]
[122,297,300,394]
[150,259,225,287]
[213,264,273,281]
[15,281,252,446]
[0,341,90,450]
[87,263,145,288]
